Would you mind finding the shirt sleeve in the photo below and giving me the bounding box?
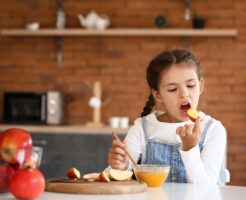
[179,120,227,184]
[124,119,144,170]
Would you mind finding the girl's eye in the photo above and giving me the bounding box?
[168,88,177,92]
[187,84,196,88]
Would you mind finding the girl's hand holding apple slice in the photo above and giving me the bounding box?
[176,108,203,151]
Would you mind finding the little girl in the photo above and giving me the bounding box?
[107,48,228,184]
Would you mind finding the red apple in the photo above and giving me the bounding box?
[67,167,81,179]
[0,133,3,144]
[0,134,3,159]
[0,128,32,165]
[0,165,15,193]
[187,108,199,122]
[10,167,45,199]
[98,171,110,182]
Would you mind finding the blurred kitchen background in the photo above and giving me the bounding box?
[0,0,245,186]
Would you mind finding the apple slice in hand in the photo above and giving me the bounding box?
[109,169,133,181]
[98,171,110,182]
[187,108,199,122]
[67,167,81,179]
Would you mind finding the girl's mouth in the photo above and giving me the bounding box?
[180,102,191,117]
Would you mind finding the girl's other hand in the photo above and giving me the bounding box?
[176,117,202,151]
[107,139,129,170]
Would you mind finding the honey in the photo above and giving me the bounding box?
[136,172,168,187]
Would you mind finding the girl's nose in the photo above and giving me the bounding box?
[180,88,189,98]
[180,94,189,98]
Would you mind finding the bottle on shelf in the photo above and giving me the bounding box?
[56,0,66,29]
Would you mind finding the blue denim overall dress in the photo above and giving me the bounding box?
[141,117,213,183]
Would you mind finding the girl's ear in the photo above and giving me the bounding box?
[152,89,163,104]
[199,78,204,94]
[152,89,167,112]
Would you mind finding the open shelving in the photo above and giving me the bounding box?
[0,28,237,64]
[0,28,238,37]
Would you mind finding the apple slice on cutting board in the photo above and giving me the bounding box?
[82,169,133,182]
[83,173,99,182]
[83,172,110,182]
[109,169,133,181]
[67,167,81,179]
[98,171,110,182]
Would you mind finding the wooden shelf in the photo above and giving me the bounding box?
[0,124,129,135]
[0,28,238,37]
[1,28,237,64]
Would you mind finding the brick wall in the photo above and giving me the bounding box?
[0,0,245,186]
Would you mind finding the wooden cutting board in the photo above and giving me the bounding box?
[46,178,147,195]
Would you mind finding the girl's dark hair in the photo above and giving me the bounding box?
[141,48,201,117]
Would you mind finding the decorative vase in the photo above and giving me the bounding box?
[192,18,205,29]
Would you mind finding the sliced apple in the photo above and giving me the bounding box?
[187,108,199,122]
[109,169,133,181]
[83,173,99,181]
[98,171,110,182]
[67,167,81,179]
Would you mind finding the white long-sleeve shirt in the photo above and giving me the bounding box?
[125,111,227,184]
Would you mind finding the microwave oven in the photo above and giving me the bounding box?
[3,91,64,125]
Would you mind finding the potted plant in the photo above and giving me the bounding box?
[192,14,205,29]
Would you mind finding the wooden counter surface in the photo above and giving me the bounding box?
[0,124,129,135]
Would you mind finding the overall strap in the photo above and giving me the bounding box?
[200,118,213,143]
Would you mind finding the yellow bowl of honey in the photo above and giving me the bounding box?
[134,165,170,187]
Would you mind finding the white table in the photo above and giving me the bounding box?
[1,183,246,200]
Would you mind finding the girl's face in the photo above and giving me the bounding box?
[153,63,204,123]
